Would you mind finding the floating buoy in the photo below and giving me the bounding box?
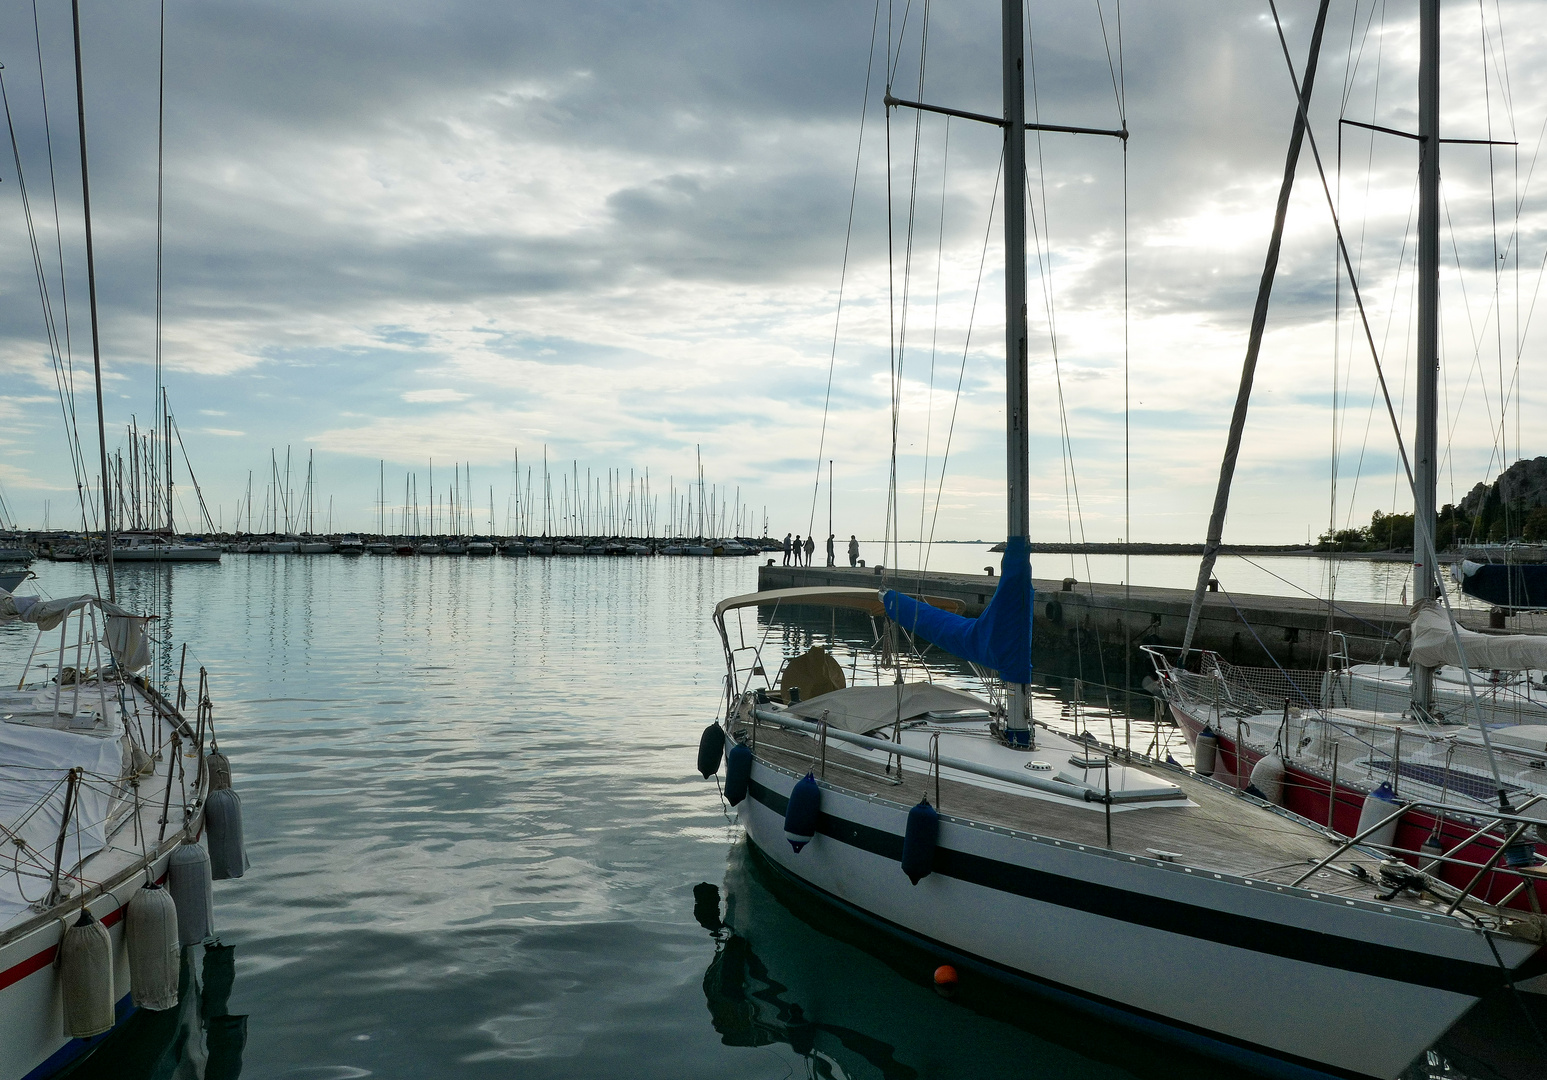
[901,799,939,884]
[933,964,958,997]
[784,774,821,853]
[1193,727,1218,776]
[697,723,726,779]
[60,908,114,1038]
[1246,754,1286,805]
[1356,783,1403,852]
[126,884,180,1011]
[201,941,238,1023]
[692,882,723,933]
[724,744,753,806]
[206,749,233,792]
[167,843,214,945]
[206,788,249,881]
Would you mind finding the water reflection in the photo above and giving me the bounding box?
[698,843,1542,1080]
[697,843,1238,1080]
[66,942,247,1080]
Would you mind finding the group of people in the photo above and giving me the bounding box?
[782,532,861,568]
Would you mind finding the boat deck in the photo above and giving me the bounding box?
[735,719,1536,931]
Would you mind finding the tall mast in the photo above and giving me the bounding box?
[164,389,174,534]
[1001,0,1030,742]
[72,0,114,601]
[1412,0,1440,711]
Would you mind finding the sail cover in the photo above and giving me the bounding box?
[882,536,1032,684]
[1408,599,1547,671]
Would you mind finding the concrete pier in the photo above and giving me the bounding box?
[756,563,1509,678]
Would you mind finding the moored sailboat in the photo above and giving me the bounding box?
[698,4,1544,1076]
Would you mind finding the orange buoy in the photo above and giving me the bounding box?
[933,964,958,996]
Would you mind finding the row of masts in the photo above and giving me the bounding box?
[225,444,765,539]
[105,388,215,535]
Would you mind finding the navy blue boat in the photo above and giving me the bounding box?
[1458,559,1547,609]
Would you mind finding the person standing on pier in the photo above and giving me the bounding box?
[804,534,815,567]
[793,534,803,566]
[783,532,792,566]
[848,535,859,567]
[825,534,835,567]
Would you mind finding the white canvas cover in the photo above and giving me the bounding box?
[785,682,991,734]
[1408,599,1547,672]
[0,591,151,671]
[0,722,125,924]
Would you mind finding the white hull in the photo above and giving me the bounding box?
[1327,663,1547,728]
[109,546,220,563]
[736,758,1529,1079]
[0,843,187,1080]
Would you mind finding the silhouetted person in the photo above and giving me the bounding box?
[804,534,815,566]
[848,535,859,567]
[783,532,792,566]
[793,534,802,566]
[826,534,835,567]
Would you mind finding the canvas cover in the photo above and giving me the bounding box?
[784,682,991,734]
[1408,599,1547,671]
[881,535,1033,684]
[0,722,125,924]
[0,591,151,671]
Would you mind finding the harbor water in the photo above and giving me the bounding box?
[1,555,1519,1078]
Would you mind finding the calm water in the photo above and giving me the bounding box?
[2,555,1517,1078]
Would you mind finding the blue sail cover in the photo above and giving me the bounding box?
[882,536,1033,684]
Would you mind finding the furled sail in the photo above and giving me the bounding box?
[881,536,1032,684]
[1408,599,1547,671]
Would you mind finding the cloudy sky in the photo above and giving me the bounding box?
[0,0,1543,542]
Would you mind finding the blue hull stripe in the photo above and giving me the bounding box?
[748,778,1539,998]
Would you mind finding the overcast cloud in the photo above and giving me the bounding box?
[0,0,1543,543]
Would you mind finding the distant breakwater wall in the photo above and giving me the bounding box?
[756,564,1507,677]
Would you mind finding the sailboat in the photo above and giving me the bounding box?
[0,3,246,1074]
[698,3,1543,1076]
[1147,0,1547,907]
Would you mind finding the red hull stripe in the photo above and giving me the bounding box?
[0,869,165,992]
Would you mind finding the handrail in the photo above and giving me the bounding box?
[750,707,1184,804]
[1289,791,1544,891]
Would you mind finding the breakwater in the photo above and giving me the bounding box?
[757,563,1513,674]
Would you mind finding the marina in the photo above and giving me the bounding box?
[3,0,1547,1076]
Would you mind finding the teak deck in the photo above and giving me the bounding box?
[736,719,1463,912]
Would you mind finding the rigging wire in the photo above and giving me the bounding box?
[807,0,884,540]
[1267,0,1512,797]
[886,0,932,573]
[0,64,100,602]
[922,152,1004,557]
[915,114,950,585]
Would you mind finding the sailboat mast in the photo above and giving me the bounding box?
[1001,0,1030,740]
[72,0,114,600]
[1412,0,1440,712]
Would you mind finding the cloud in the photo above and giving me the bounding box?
[0,0,1539,542]
[401,389,472,404]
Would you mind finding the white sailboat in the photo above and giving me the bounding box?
[699,4,1544,1077]
[1147,0,1547,911]
[0,5,246,1073]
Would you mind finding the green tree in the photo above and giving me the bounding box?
[1524,506,1547,543]
[1369,510,1414,550]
